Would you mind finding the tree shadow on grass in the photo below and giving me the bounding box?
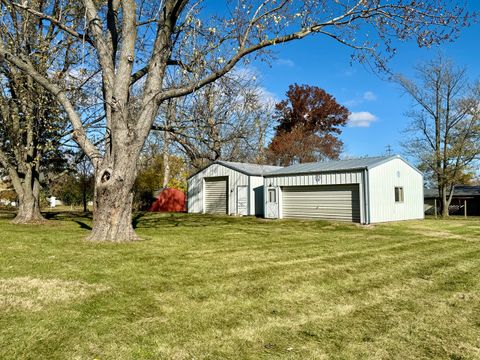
[41,210,93,231]
[0,210,16,220]
[43,210,93,221]
[72,220,92,230]
[132,212,146,229]
[133,211,268,230]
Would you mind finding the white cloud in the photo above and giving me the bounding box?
[229,66,279,105]
[348,111,378,127]
[231,66,258,81]
[343,99,361,107]
[256,86,279,106]
[342,68,356,77]
[343,91,377,108]
[363,91,377,101]
[276,58,295,67]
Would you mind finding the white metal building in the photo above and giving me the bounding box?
[263,156,424,224]
[187,160,282,216]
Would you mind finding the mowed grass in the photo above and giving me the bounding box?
[0,212,480,359]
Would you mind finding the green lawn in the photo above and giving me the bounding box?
[1,211,480,359]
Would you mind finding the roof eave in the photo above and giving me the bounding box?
[367,155,423,175]
[187,160,272,179]
[264,166,369,177]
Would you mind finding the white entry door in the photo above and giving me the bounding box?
[265,187,279,219]
[237,186,248,215]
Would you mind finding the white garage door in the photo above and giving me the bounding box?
[204,177,228,214]
[282,185,360,222]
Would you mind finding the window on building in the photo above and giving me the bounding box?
[268,188,277,203]
[395,187,404,203]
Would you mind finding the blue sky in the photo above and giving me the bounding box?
[248,4,480,159]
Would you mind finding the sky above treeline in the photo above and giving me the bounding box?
[245,2,480,159]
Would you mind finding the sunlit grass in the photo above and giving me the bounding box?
[1,211,479,359]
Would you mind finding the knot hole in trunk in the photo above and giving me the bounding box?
[100,169,112,184]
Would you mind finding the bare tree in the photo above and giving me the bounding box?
[397,57,480,216]
[0,1,73,223]
[0,0,471,240]
[156,72,274,169]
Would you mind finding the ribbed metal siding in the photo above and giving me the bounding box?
[265,171,363,187]
[204,177,228,214]
[282,185,360,222]
[367,158,424,223]
[188,164,251,214]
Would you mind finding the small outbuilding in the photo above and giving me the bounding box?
[263,155,424,224]
[424,186,480,216]
[187,160,282,216]
[149,188,186,212]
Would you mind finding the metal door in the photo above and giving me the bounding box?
[265,187,279,219]
[282,185,360,222]
[237,186,248,215]
[204,177,228,214]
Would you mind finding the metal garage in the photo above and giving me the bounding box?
[187,160,281,216]
[204,177,228,214]
[189,156,424,224]
[264,155,424,224]
[282,185,360,222]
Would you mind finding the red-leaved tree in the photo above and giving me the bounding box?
[268,84,349,165]
[0,0,471,241]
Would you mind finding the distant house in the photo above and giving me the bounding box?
[188,155,425,224]
[424,186,480,216]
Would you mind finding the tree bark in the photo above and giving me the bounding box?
[162,100,174,188]
[162,132,170,188]
[441,184,450,217]
[88,145,139,242]
[12,178,45,224]
[88,174,138,241]
[82,180,88,213]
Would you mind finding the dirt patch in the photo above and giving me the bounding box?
[0,277,109,311]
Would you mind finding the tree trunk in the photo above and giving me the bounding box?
[12,179,44,224]
[441,184,450,217]
[162,130,170,188]
[81,175,88,213]
[88,152,139,242]
[162,99,175,188]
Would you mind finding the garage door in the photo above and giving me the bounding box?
[204,177,228,214]
[282,185,360,222]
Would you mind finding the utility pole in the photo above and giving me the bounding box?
[385,145,393,156]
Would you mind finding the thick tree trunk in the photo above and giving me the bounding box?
[12,180,44,224]
[88,149,139,242]
[13,195,44,224]
[88,176,138,242]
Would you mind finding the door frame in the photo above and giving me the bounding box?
[203,176,229,214]
[265,186,280,219]
[281,184,361,222]
[236,185,248,216]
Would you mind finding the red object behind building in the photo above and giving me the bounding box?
[149,188,186,212]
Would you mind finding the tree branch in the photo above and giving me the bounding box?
[11,2,93,45]
[0,45,101,164]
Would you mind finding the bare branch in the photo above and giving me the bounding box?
[11,2,93,45]
[0,45,101,163]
